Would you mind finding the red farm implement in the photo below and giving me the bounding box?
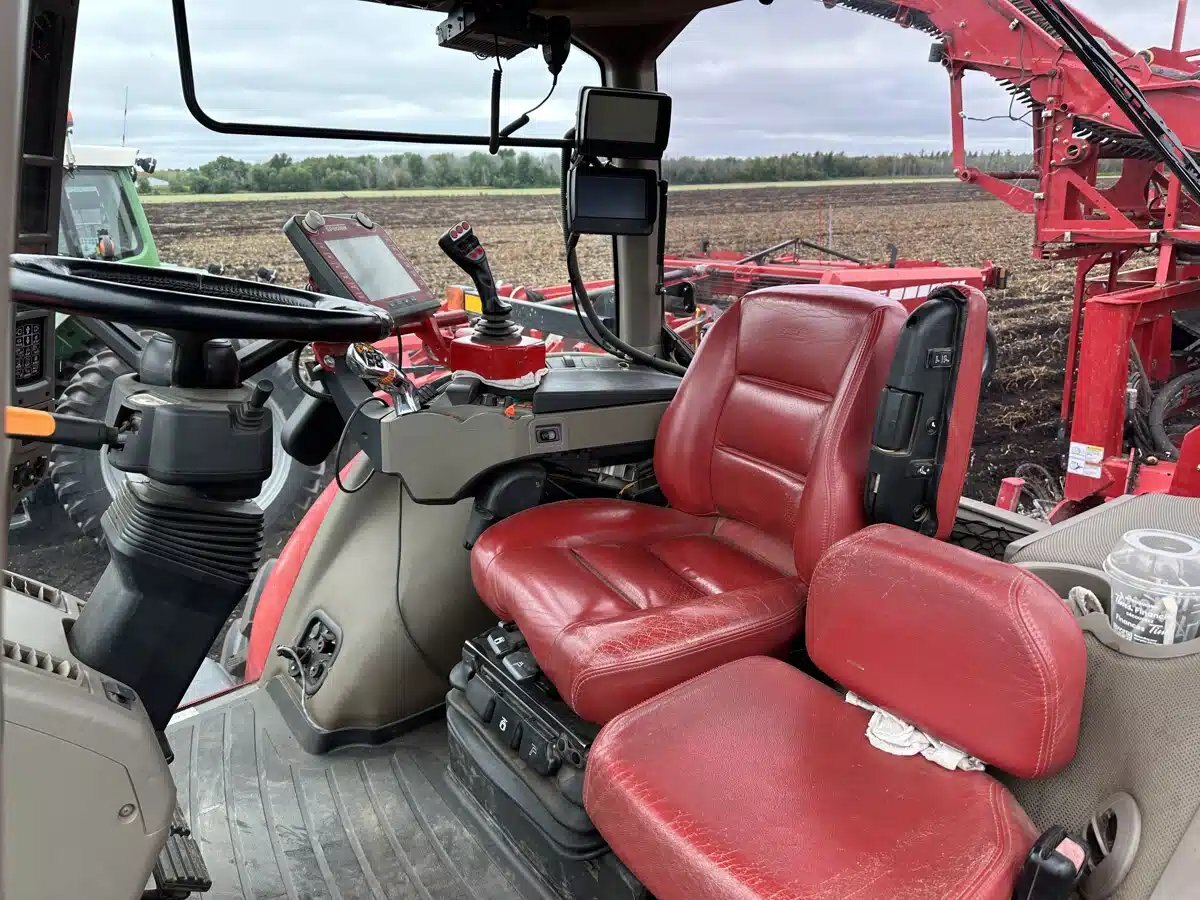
[439,236,1002,360]
[818,0,1200,518]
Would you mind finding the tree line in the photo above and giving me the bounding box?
[146,148,1049,195]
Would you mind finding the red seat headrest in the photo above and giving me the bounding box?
[806,524,1086,778]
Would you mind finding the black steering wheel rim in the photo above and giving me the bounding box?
[10,255,394,343]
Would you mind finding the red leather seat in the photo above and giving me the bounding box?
[471,286,905,723]
[585,525,1087,900]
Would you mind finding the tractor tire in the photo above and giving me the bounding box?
[50,348,327,544]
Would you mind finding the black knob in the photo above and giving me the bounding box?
[248,380,274,410]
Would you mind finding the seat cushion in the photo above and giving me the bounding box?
[808,525,1086,779]
[585,656,1038,900]
[472,499,806,724]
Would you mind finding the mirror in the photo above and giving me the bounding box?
[172,0,601,150]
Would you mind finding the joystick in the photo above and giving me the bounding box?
[438,221,519,340]
[437,220,547,383]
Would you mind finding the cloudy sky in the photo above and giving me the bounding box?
[67,0,1197,167]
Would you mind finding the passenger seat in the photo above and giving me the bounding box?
[584,525,1087,900]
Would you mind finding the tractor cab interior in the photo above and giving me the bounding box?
[4,2,1200,900]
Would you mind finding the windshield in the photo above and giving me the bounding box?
[58,168,143,260]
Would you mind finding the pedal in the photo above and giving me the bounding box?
[151,806,211,895]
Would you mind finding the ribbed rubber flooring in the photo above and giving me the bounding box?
[166,685,548,900]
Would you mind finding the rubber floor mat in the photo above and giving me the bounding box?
[166,685,550,900]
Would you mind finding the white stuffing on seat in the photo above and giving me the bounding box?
[846,692,985,772]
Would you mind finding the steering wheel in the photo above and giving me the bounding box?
[10,255,394,343]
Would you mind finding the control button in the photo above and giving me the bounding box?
[502,650,539,684]
[486,626,526,657]
[301,210,325,232]
[491,698,523,749]
[465,676,497,723]
[536,426,561,444]
[519,727,559,776]
[354,211,375,229]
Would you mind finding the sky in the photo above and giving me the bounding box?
[66,0,1200,167]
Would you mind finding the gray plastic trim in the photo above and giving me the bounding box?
[1150,798,1200,899]
[1005,495,1138,562]
[379,397,666,501]
[1083,792,1141,900]
[1016,561,1110,603]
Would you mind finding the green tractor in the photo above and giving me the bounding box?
[48,142,327,544]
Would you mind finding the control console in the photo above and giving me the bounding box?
[284,210,440,324]
[459,624,597,778]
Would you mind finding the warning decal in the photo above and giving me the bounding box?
[1067,442,1104,479]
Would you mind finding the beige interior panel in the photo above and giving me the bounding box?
[263,456,496,731]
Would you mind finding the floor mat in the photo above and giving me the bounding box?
[166,685,550,900]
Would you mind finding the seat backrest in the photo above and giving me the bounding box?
[807,524,1087,778]
[865,284,988,540]
[654,285,905,581]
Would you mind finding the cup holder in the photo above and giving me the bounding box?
[1081,792,1141,899]
[1017,562,1111,611]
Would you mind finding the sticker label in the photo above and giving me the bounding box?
[1067,442,1104,478]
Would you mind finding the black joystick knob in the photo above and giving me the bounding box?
[438,221,518,340]
[246,380,273,410]
[235,379,274,428]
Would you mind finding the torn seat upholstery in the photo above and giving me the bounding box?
[471,286,905,723]
[584,525,1087,900]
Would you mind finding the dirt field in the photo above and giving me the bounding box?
[144,180,1074,503]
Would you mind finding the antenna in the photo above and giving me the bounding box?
[121,86,129,146]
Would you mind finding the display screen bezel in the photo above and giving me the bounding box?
[567,166,658,236]
[576,87,672,160]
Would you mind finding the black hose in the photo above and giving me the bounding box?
[566,234,687,377]
[560,128,574,248]
[1149,368,1200,460]
[292,346,333,401]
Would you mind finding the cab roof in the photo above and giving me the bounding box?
[362,0,739,28]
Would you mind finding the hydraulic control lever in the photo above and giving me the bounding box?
[346,342,421,413]
[438,221,518,339]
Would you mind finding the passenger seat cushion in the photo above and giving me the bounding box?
[471,499,806,723]
[654,285,905,581]
[807,525,1087,778]
[585,657,1038,900]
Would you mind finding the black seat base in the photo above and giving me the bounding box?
[446,690,646,900]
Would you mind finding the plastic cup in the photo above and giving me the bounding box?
[1104,529,1200,646]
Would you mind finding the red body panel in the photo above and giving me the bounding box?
[245,463,349,681]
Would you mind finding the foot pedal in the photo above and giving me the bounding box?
[152,806,211,895]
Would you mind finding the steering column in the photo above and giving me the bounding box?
[9,254,393,732]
